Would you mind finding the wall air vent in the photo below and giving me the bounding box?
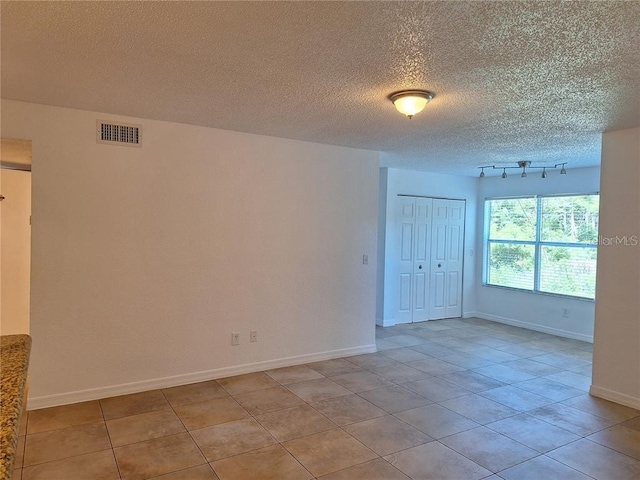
[97,120,142,147]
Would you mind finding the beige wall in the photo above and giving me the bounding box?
[591,127,640,409]
[1,100,380,408]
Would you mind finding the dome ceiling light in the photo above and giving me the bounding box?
[389,90,435,119]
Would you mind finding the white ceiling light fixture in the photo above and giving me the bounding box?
[389,90,435,119]
[478,161,568,179]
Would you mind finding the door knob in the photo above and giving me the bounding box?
[438,263,442,268]
[418,265,423,269]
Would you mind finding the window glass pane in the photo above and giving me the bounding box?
[539,246,597,298]
[487,242,535,290]
[488,198,537,241]
[541,195,599,244]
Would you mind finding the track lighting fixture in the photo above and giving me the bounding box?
[478,161,568,179]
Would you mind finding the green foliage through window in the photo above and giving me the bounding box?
[485,194,599,299]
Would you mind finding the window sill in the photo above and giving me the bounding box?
[481,283,595,303]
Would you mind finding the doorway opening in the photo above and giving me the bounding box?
[1,138,32,335]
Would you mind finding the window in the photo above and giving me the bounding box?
[484,194,599,299]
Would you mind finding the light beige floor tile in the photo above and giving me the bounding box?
[439,353,496,369]
[429,337,476,349]
[330,371,394,393]
[384,442,492,479]
[174,396,248,430]
[106,409,185,446]
[562,394,640,422]
[437,370,506,393]
[264,365,324,384]
[543,371,591,391]
[486,413,580,453]
[26,401,103,434]
[402,377,471,402]
[162,381,228,407]
[114,432,206,480]
[358,385,431,414]
[408,342,455,358]
[21,449,119,480]
[100,390,170,420]
[495,343,548,358]
[384,334,429,347]
[621,415,640,432]
[14,434,25,469]
[466,336,513,348]
[317,457,410,480]
[190,417,277,462]
[369,364,430,383]
[233,385,304,415]
[12,469,21,480]
[511,377,584,401]
[306,358,363,376]
[570,364,593,376]
[453,346,520,363]
[473,365,537,384]
[406,358,466,375]
[479,386,553,412]
[283,428,377,477]
[310,394,386,426]
[286,378,354,402]
[347,353,399,369]
[375,339,402,351]
[211,444,312,480]
[217,372,280,396]
[440,426,538,472]
[529,403,616,436]
[19,412,27,437]
[395,404,479,439]
[529,353,591,370]
[437,395,518,425]
[379,347,431,363]
[499,359,562,377]
[344,415,432,455]
[547,438,640,480]
[148,464,219,479]
[255,404,335,442]
[499,455,592,480]
[588,424,640,460]
[24,422,111,466]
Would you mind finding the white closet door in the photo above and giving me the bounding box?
[429,199,465,320]
[396,197,415,324]
[412,197,432,322]
[445,200,465,318]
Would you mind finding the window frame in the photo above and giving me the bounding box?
[483,193,599,301]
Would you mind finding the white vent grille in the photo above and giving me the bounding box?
[97,120,142,147]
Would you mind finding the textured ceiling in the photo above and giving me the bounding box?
[1,1,639,175]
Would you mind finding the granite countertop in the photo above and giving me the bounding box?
[0,335,31,480]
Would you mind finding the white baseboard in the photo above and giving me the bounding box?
[590,384,640,410]
[28,344,377,410]
[462,311,479,319]
[377,318,396,327]
[474,312,594,343]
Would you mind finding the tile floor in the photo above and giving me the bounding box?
[15,317,640,479]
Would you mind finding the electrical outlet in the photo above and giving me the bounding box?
[231,332,240,346]
[250,330,258,343]
[362,254,368,265]
[562,308,569,318]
